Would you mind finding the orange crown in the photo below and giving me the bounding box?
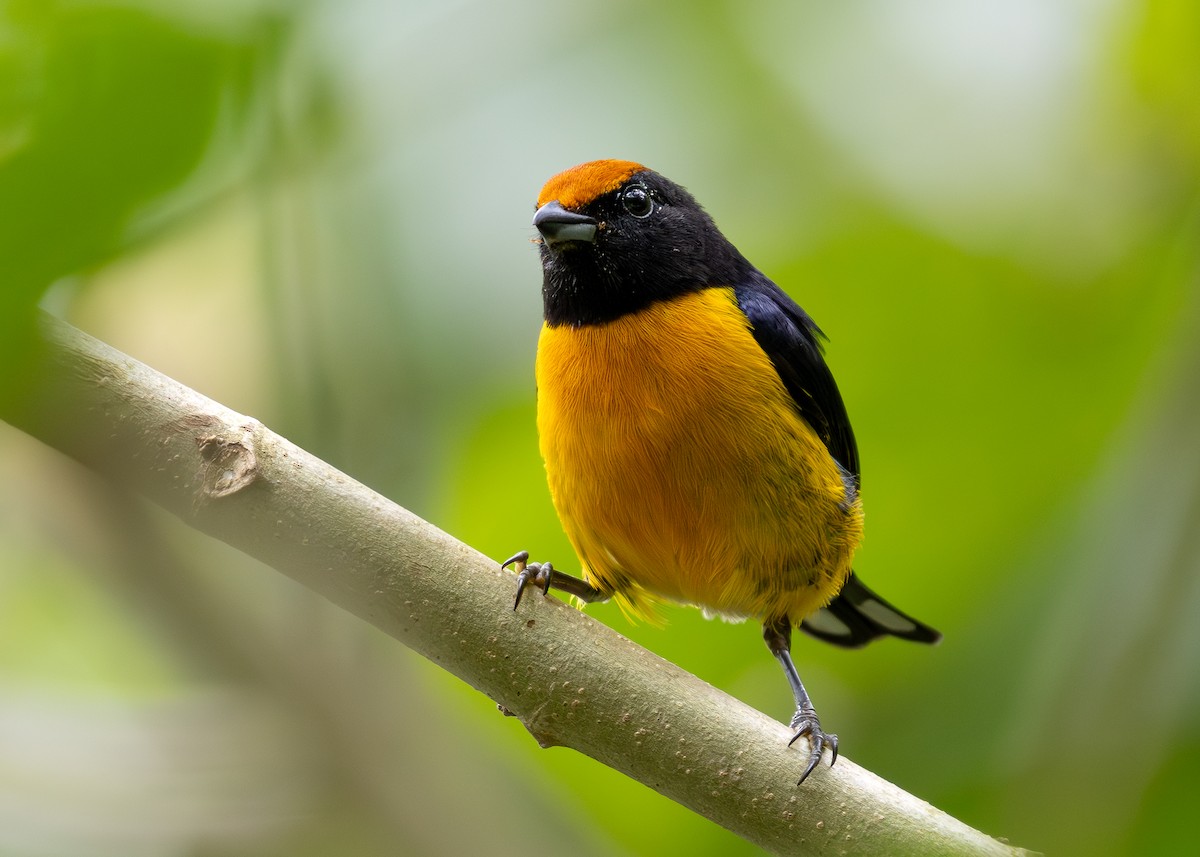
[537,159,646,210]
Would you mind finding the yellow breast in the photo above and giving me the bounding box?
[536,287,863,623]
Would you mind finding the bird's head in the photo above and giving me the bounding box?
[532,160,746,327]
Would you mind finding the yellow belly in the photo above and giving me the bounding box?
[536,287,863,623]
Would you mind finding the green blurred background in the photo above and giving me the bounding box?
[1,1,1197,855]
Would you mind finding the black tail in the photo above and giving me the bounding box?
[800,572,942,649]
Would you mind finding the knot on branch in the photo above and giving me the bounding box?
[196,426,259,498]
[519,711,566,750]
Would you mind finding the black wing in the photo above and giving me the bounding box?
[734,271,859,481]
[734,272,941,649]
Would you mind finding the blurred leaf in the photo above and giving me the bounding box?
[0,3,261,284]
[0,1,264,403]
[1128,0,1200,172]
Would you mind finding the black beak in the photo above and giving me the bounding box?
[534,201,598,247]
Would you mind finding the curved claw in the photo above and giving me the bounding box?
[501,551,530,571]
[788,711,839,785]
[502,550,554,610]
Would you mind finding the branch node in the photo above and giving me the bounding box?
[195,424,259,498]
[517,707,565,749]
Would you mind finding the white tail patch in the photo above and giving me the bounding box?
[858,598,918,634]
[803,609,854,639]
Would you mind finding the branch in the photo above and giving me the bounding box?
[3,312,1033,857]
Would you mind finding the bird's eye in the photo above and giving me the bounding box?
[621,186,654,218]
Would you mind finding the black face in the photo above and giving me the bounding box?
[538,171,751,327]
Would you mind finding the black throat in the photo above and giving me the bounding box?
[539,212,752,328]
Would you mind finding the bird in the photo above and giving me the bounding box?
[503,159,941,784]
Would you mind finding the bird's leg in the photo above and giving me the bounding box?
[501,550,608,610]
[763,617,839,784]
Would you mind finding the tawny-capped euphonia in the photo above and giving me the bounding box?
[505,160,940,783]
